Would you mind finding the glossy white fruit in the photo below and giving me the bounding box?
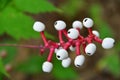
[72,21,83,29]
[67,28,79,39]
[85,43,96,56]
[54,20,66,30]
[62,57,71,68]
[83,18,94,28]
[92,30,100,37]
[42,61,53,73]
[56,49,68,60]
[74,55,85,67]
[33,21,45,32]
[69,45,76,51]
[102,38,115,49]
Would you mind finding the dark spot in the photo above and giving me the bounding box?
[54,21,57,25]
[113,42,115,45]
[76,64,80,67]
[87,53,91,55]
[84,19,87,22]
[57,55,60,58]
[68,31,70,34]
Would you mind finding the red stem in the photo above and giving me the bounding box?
[0,44,41,48]
[47,47,55,62]
[88,28,93,35]
[40,32,48,46]
[58,31,64,44]
[62,29,70,40]
[94,36,102,44]
[63,39,73,50]
[76,42,81,55]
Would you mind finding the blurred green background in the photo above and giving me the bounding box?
[0,0,120,80]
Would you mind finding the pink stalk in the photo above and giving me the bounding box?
[63,39,73,50]
[94,36,102,43]
[75,42,81,55]
[47,47,55,62]
[40,32,48,46]
[62,29,70,40]
[88,28,93,35]
[63,42,71,50]
[58,31,64,44]
[0,44,41,49]
[85,37,92,43]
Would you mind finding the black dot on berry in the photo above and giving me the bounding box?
[84,19,87,22]
[113,42,115,45]
[68,31,70,34]
[54,22,57,25]
[87,53,91,55]
[57,55,60,58]
[77,64,80,67]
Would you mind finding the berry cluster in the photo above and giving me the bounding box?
[33,18,115,73]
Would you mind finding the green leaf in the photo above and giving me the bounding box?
[0,6,40,40]
[0,58,9,77]
[0,0,11,10]
[0,40,17,78]
[52,57,78,79]
[61,0,85,18]
[98,53,120,77]
[14,0,57,14]
[0,77,3,80]
[0,40,17,64]
[0,5,56,40]
[16,55,45,74]
[89,4,113,38]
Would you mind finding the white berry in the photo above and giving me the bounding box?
[62,57,71,68]
[67,28,79,39]
[72,21,83,29]
[102,38,115,49]
[83,18,94,28]
[56,49,68,60]
[74,55,85,67]
[54,20,66,30]
[42,61,53,73]
[33,21,45,32]
[92,30,100,37]
[69,45,76,51]
[85,43,96,56]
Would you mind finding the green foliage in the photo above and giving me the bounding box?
[0,58,9,77]
[0,0,57,40]
[0,40,17,64]
[0,0,57,77]
[52,56,78,79]
[16,55,45,74]
[0,6,39,40]
[16,55,78,79]
[53,64,78,79]
[0,40,17,78]
[98,53,120,77]
[14,0,57,14]
[98,38,120,77]
[61,0,84,18]
[89,4,113,38]
[0,0,11,10]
